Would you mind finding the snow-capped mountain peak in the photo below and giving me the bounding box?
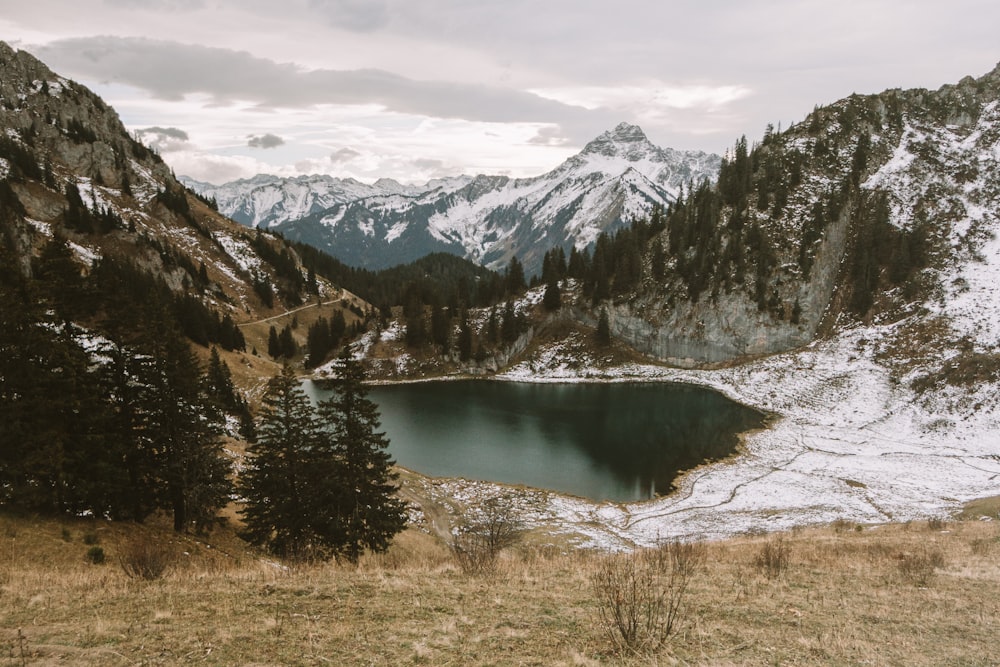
[185,124,722,272]
[580,122,654,158]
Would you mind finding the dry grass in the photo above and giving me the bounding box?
[2,512,1000,665]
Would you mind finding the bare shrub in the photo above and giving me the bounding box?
[754,536,790,579]
[831,518,853,533]
[897,548,945,586]
[451,497,522,577]
[970,537,995,556]
[592,540,705,654]
[927,517,947,531]
[118,535,175,580]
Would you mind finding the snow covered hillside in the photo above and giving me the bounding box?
[380,65,1000,549]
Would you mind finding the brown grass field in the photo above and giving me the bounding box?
[3,501,1000,666]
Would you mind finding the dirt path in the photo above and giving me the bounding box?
[237,290,347,328]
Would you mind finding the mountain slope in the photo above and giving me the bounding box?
[187,124,720,272]
[0,42,340,324]
[584,63,1000,372]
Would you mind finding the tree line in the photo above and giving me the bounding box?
[1,238,406,559]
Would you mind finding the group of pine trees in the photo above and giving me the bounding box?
[239,353,407,562]
[0,244,236,531]
[1,235,406,557]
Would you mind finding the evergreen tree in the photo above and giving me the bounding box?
[317,348,407,563]
[406,306,427,347]
[457,309,473,362]
[567,245,589,280]
[430,303,451,351]
[505,256,526,295]
[596,308,612,347]
[543,275,562,311]
[329,310,347,345]
[306,317,333,368]
[143,306,231,532]
[267,325,280,359]
[239,364,332,559]
[486,305,499,344]
[500,300,520,343]
[279,324,297,359]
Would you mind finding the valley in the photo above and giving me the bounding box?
[2,28,1000,665]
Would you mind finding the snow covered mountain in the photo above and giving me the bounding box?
[179,173,474,230]
[185,124,720,272]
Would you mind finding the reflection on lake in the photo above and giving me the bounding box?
[303,380,765,503]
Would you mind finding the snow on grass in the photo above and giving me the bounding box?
[28,217,103,264]
[212,231,263,275]
[128,160,161,205]
[25,218,52,237]
[478,319,1000,549]
[0,157,9,180]
[68,240,101,265]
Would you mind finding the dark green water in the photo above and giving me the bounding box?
[303,380,764,503]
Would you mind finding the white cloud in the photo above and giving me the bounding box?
[532,83,752,113]
[4,0,999,182]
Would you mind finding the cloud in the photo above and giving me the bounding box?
[104,0,205,9]
[307,0,389,32]
[138,126,189,140]
[411,158,443,170]
[33,36,607,130]
[330,147,361,162]
[135,125,190,152]
[527,126,572,147]
[247,133,285,149]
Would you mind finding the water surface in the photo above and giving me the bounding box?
[304,380,764,502]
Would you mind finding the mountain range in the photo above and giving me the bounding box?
[183,124,721,272]
[4,37,1000,557]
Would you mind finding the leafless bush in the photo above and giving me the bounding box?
[592,540,705,654]
[897,548,945,586]
[927,517,947,531]
[118,534,175,580]
[754,536,790,579]
[970,537,995,556]
[451,497,523,576]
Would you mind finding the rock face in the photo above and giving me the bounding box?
[187,123,721,273]
[0,42,171,194]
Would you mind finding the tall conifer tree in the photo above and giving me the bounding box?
[240,364,331,558]
[318,348,407,563]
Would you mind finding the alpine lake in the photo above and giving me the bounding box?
[302,380,766,503]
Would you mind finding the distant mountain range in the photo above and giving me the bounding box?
[182,124,721,272]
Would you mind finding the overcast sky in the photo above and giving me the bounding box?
[3,0,998,184]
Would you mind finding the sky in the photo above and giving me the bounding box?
[2,0,999,185]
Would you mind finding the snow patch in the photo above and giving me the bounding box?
[212,232,264,275]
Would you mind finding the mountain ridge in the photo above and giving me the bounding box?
[185,122,721,272]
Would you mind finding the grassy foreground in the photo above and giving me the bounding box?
[2,509,1000,666]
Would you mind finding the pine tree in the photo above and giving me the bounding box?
[543,275,562,311]
[430,303,450,351]
[596,308,612,347]
[457,309,473,362]
[143,306,231,532]
[239,364,331,559]
[279,324,297,359]
[500,300,520,343]
[267,325,280,359]
[317,348,407,563]
[505,256,526,295]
